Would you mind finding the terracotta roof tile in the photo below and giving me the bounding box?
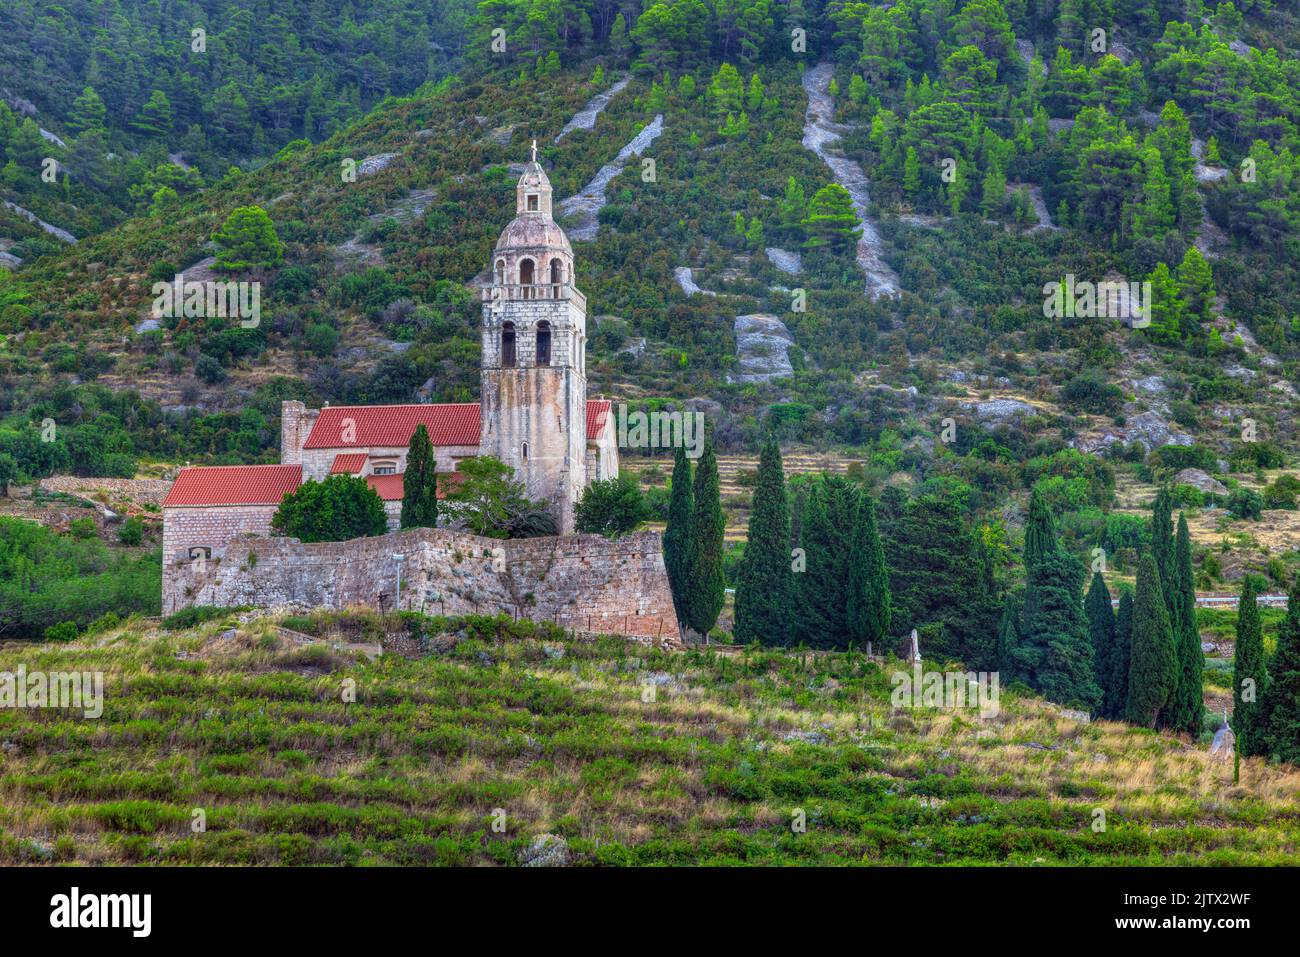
[329,453,368,475]
[304,401,612,448]
[164,465,302,507]
[305,404,481,449]
[366,471,465,502]
[586,398,611,440]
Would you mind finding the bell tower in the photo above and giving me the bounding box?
[480,143,587,534]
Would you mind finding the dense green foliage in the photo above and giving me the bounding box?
[574,473,646,537]
[441,455,556,538]
[0,516,159,640]
[271,474,388,542]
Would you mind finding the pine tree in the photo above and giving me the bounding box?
[902,146,921,196]
[980,165,1006,218]
[1110,587,1134,719]
[734,435,791,645]
[1233,576,1269,756]
[68,87,107,135]
[400,424,438,529]
[1169,514,1204,733]
[683,440,725,639]
[662,445,693,629]
[846,489,891,652]
[1177,245,1217,325]
[1126,554,1178,727]
[1133,146,1175,241]
[1085,571,1115,707]
[1263,581,1300,764]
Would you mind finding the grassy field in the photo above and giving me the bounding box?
[0,609,1297,866]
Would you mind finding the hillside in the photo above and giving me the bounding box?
[1,608,1296,866]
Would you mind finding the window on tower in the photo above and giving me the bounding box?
[502,322,516,367]
[527,194,539,211]
[495,259,505,284]
[519,258,535,298]
[536,321,551,366]
[550,258,563,285]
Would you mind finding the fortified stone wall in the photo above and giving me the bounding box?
[163,527,677,641]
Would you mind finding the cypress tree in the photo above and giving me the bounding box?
[793,478,854,647]
[995,590,1021,676]
[683,440,725,639]
[1109,587,1134,719]
[734,434,791,646]
[662,446,693,629]
[1151,486,1176,612]
[1233,576,1269,756]
[1263,581,1300,764]
[1018,487,1101,709]
[1169,514,1204,733]
[1085,571,1115,706]
[400,424,438,529]
[846,489,891,652]
[1023,486,1057,567]
[1126,554,1178,727]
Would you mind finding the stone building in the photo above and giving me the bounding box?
[162,150,619,578]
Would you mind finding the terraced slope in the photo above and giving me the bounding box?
[0,610,1295,866]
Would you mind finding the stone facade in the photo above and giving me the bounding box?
[162,504,278,565]
[163,527,677,641]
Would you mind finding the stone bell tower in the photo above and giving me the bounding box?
[480,142,588,534]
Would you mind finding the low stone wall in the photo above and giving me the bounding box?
[163,527,677,641]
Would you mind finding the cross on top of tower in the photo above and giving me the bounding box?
[531,139,537,163]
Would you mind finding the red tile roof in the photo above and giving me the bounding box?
[164,465,302,508]
[304,401,612,448]
[366,471,464,501]
[365,473,406,501]
[304,404,481,449]
[586,398,612,440]
[329,453,368,475]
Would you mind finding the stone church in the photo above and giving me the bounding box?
[162,151,619,573]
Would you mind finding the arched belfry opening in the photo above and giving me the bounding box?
[550,257,563,285]
[495,259,505,284]
[536,321,551,366]
[502,322,516,367]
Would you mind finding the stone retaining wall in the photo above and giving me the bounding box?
[163,527,677,641]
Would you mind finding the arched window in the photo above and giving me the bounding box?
[549,257,563,285]
[494,259,505,284]
[536,321,551,367]
[519,258,535,299]
[521,441,529,461]
[501,322,516,368]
